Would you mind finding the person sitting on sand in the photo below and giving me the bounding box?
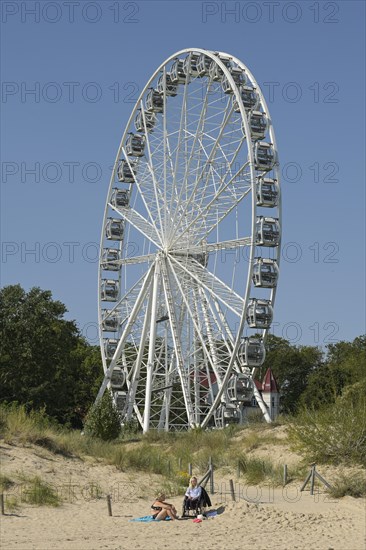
[151,493,179,521]
[184,476,202,513]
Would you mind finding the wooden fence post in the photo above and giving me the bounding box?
[229,479,236,502]
[106,494,112,516]
[300,469,312,492]
[310,464,316,495]
[301,463,332,495]
[283,464,288,487]
[209,456,214,495]
[0,494,5,515]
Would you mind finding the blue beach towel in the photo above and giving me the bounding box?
[130,515,172,522]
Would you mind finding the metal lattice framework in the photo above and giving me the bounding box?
[96,48,281,432]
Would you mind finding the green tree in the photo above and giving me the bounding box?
[326,335,365,363]
[326,336,366,384]
[301,336,366,409]
[260,335,323,414]
[69,342,105,427]
[0,285,102,426]
[299,363,349,409]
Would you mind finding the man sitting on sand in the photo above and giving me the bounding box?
[151,493,179,521]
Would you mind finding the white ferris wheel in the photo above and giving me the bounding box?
[97,48,281,432]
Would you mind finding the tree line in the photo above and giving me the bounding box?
[0,284,364,427]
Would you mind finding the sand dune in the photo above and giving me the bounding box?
[1,442,365,550]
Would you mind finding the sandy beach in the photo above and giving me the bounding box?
[1,441,365,550]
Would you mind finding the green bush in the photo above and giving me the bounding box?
[83,393,121,441]
[288,395,366,465]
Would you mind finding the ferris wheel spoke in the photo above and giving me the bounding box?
[168,262,239,426]
[114,252,157,267]
[169,101,235,246]
[187,185,252,245]
[137,110,166,237]
[164,134,180,231]
[168,61,191,234]
[185,98,235,190]
[220,132,247,184]
[203,236,253,254]
[110,265,154,361]
[184,116,248,224]
[182,76,214,189]
[100,269,151,324]
[196,286,226,389]
[119,146,161,237]
[200,286,233,346]
[168,76,215,242]
[162,66,171,237]
[97,263,155,400]
[170,236,252,259]
[110,205,162,249]
[169,254,243,317]
[171,162,251,248]
[167,258,220,381]
[198,288,242,375]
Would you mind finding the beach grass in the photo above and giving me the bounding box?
[327,472,366,498]
[0,403,339,494]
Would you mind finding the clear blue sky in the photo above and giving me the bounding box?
[1,0,365,349]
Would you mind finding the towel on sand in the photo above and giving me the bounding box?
[130,515,171,522]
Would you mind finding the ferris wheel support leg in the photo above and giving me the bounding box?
[191,293,204,426]
[251,367,272,423]
[157,338,173,432]
[125,283,154,421]
[164,332,171,432]
[157,302,187,431]
[161,260,196,428]
[143,262,161,434]
[193,331,201,426]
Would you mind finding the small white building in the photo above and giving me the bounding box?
[260,367,280,421]
[242,367,280,421]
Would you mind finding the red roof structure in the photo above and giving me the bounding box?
[253,379,262,391]
[192,371,217,389]
[261,368,279,393]
[191,367,279,394]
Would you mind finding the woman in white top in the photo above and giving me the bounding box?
[184,476,202,512]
